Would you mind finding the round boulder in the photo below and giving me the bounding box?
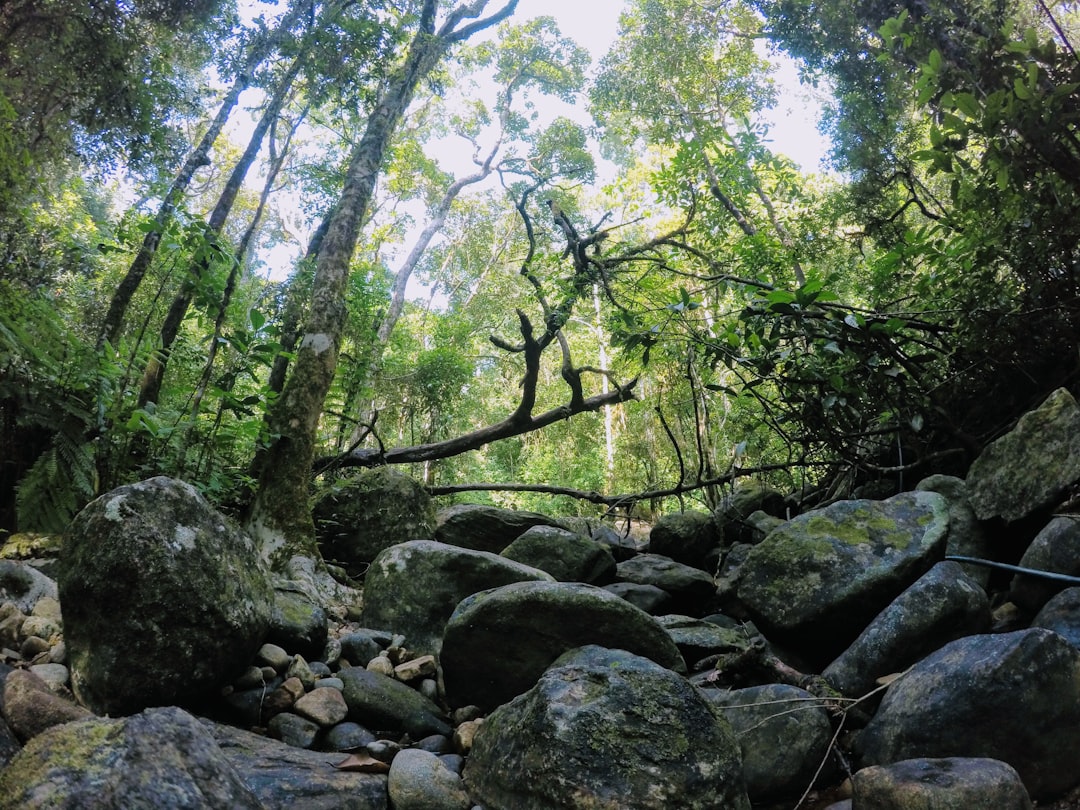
[500,525,617,584]
[58,477,273,716]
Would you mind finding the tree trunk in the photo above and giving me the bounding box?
[246,0,520,573]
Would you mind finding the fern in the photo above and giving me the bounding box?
[15,434,97,534]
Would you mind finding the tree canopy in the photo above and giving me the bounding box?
[3,0,1079,568]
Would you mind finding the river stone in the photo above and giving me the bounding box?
[464,645,750,810]
[823,561,991,698]
[338,666,451,738]
[313,468,436,575]
[0,560,57,615]
[387,748,470,810]
[736,491,948,665]
[714,482,788,546]
[915,475,991,587]
[851,757,1033,810]
[1010,515,1080,612]
[706,683,834,803]
[648,510,720,571]
[267,589,328,661]
[362,540,553,657]
[654,614,762,667]
[966,388,1080,522]
[500,525,617,584]
[855,628,1080,799]
[2,668,90,743]
[0,706,262,809]
[434,504,565,553]
[206,720,388,809]
[57,477,274,716]
[602,581,672,614]
[615,553,717,615]
[1032,587,1080,648]
[441,580,686,711]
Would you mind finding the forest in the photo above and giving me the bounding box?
[2,0,1079,572]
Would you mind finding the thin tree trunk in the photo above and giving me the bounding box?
[247,0,520,572]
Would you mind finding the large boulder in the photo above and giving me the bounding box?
[714,482,788,546]
[313,468,436,575]
[338,666,452,738]
[915,474,992,587]
[852,758,1033,810]
[441,581,685,710]
[57,477,273,716]
[735,491,948,665]
[361,540,553,657]
[464,645,750,810]
[500,525,617,584]
[647,511,719,571]
[966,388,1080,522]
[823,561,991,698]
[1010,515,1080,613]
[615,553,717,615]
[1032,587,1080,649]
[434,504,565,553]
[0,706,262,809]
[855,628,1080,799]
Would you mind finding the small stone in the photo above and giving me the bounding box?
[30,596,61,622]
[0,611,25,648]
[395,654,437,682]
[20,615,60,642]
[453,719,483,755]
[416,733,452,754]
[3,669,90,741]
[260,665,277,681]
[314,677,344,690]
[366,739,402,763]
[28,663,69,691]
[293,686,348,727]
[452,705,484,725]
[268,711,320,749]
[418,678,439,703]
[20,635,50,660]
[339,631,382,667]
[233,665,266,690]
[366,653,396,678]
[263,676,306,718]
[286,654,316,690]
[255,642,291,672]
[309,660,332,678]
[388,748,471,810]
[48,639,66,664]
[440,753,465,775]
[323,637,342,666]
[323,721,377,752]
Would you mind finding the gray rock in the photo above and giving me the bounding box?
[58,477,273,716]
[313,467,436,575]
[387,748,471,810]
[464,645,750,810]
[1032,587,1080,648]
[322,721,377,752]
[207,720,388,809]
[823,561,991,698]
[855,628,1080,799]
[0,560,57,614]
[654,614,762,668]
[601,581,672,614]
[339,666,451,738]
[0,713,17,771]
[648,510,719,571]
[339,630,384,668]
[434,503,565,553]
[915,474,992,587]
[706,683,834,802]
[0,706,262,809]
[256,642,293,672]
[2,666,91,743]
[615,553,717,615]
[267,589,328,661]
[714,482,788,545]
[441,581,686,711]
[500,525,617,584]
[966,388,1080,522]
[851,757,1033,810]
[1011,515,1080,612]
[362,540,553,657]
[269,711,321,749]
[294,687,348,727]
[736,491,948,665]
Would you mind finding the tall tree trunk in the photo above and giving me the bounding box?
[136,56,303,409]
[246,0,519,573]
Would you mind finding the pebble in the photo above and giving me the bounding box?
[255,642,291,672]
[387,748,472,810]
[453,719,483,755]
[293,685,348,727]
[366,653,396,677]
[314,676,344,690]
[29,662,69,691]
[233,665,266,690]
[269,711,320,749]
[286,654,316,689]
[323,721,377,751]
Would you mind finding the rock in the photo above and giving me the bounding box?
[851,757,1033,810]
[2,668,90,742]
[313,468,436,575]
[966,388,1080,522]
[706,683,835,803]
[0,560,57,614]
[823,561,991,698]
[294,687,348,727]
[441,580,686,711]
[57,477,273,715]
[615,553,717,615]
[256,642,293,673]
[1010,515,1080,612]
[362,540,553,657]
[601,581,672,614]
[207,720,389,809]
[647,510,720,571]
[915,475,992,587]
[1032,587,1080,648]
[267,589,328,661]
[0,706,262,809]
[736,491,948,665]
[339,666,452,738]
[714,481,788,545]
[269,711,321,749]
[323,721,377,752]
[654,614,763,668]
[0,605,24,650]
[562,517,646,561]
[387,748,471,810]
[855,628,1080,799]
[434,503,565,553]
[0,713,17,770]
[28,663,68,692]
[464,645,750,809]
[339,630,384,668]
[500,525,617,584]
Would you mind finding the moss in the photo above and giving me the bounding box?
[0,717,121,803]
